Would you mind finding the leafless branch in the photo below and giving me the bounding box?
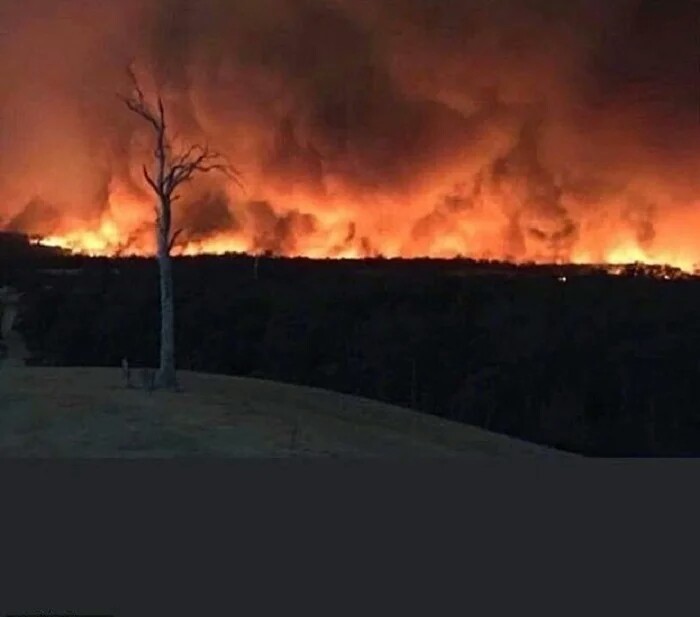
[168,228,183,253]
[119,65,164,134]
[163,145,242,196]
[121,64,244,198]
[142,165,158,192]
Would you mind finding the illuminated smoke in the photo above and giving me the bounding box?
[0,0,698,268]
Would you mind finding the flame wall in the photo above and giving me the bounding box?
[0,0,698,267]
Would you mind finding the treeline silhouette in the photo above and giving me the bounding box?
[3,233,700,456]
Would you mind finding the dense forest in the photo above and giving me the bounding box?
[3,232,700,457]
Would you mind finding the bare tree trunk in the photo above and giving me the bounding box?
[122,65,237,392]
[157,250,177,388]
[156,200,177,389]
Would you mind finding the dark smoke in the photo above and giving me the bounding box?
[247,200,318,255]
[6,197,62,236]
[178,191,239,242]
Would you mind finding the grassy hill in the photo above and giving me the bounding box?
[0,367,577,458]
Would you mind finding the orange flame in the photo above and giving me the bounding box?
[3,0,698,277]
[27,181,700,276]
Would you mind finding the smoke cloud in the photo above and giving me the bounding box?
[0,0,697,266]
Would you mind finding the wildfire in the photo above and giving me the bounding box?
[36,220,122,256]
[22,171,700,277]
[2,0,698,280]
[27,191,700,280]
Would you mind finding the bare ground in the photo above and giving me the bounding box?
[0,367,579,459]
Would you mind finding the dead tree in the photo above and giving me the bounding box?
[120,66,238,390]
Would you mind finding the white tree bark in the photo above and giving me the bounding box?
[157,197,177,388]
[121,65,236,390]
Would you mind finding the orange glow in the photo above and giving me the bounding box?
[26,185,700,276]
[2,0,698,276]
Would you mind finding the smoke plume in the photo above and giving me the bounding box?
[0,0,698,266]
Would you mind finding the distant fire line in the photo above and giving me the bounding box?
[27,235,699,280]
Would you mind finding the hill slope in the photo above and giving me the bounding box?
[0,368,577,458]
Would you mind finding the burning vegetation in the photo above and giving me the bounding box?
[0,0,698,270]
